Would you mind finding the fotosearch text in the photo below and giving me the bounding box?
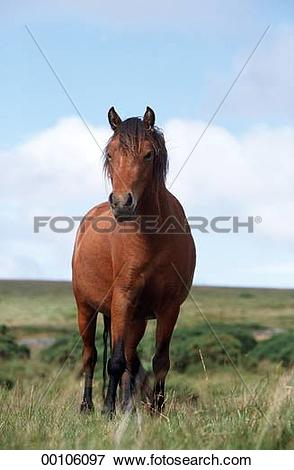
[33,215,262,235]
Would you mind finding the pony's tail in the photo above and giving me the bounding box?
[102,315,110,400]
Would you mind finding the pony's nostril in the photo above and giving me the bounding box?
[126,193,133,207]
[109,192,115,206]
[109,192,133,211]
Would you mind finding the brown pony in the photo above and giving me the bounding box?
[72,107,196,416]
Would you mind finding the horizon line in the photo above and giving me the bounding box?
[0,278,293,291]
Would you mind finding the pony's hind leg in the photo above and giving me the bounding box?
[152,306,180,414]
[78,302,98,413]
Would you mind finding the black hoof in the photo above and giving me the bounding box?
[80,400,94,414]
[150,402,165,416]
[101,405,115,419]
[121,400,133,414]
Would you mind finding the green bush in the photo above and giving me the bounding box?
[172,331,243,372]
[42,323,279,374]
[0,376,14,390]
[239,291,255,299]
[180,323,257,354]
[0,324,30,360]
[139,323,258,373]
[40,332,106,369]
[40,333,82,367]
[249,332,294,367]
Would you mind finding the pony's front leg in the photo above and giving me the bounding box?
[152,305,180,414]
[121,317,147,412]
[102,288,133,417]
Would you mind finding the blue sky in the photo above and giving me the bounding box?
[1,1,294,287]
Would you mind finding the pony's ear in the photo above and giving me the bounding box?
[108,106,122,131]
[143,106,155,130]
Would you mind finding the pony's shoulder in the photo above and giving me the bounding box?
[76,202,111,234]
[83,201,111,219]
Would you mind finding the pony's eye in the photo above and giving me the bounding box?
[143,152,153,161]
[107,153,112,161]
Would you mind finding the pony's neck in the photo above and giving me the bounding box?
[138,183,168,219]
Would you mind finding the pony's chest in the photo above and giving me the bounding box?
[136,262,180,309]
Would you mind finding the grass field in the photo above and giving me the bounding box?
[0,280,293,449]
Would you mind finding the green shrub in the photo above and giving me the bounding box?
[40,332,107,369]
[139,323,258,373]
[0,324,30,360]
[172,332,243,372]
[40,323,263,374]
[239,291,255,299]
[0,376,14,390]
[40,333,82,367]
[249,332,294,367]
[186,324,257,354]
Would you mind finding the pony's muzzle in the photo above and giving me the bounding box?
[109,191,136,220]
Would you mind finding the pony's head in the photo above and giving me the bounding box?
[104,107,168,220]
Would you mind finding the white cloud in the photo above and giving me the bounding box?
[165,120,294,233]
[2,117,111,212]
[1,116,293,282]
[1,117,111,280]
